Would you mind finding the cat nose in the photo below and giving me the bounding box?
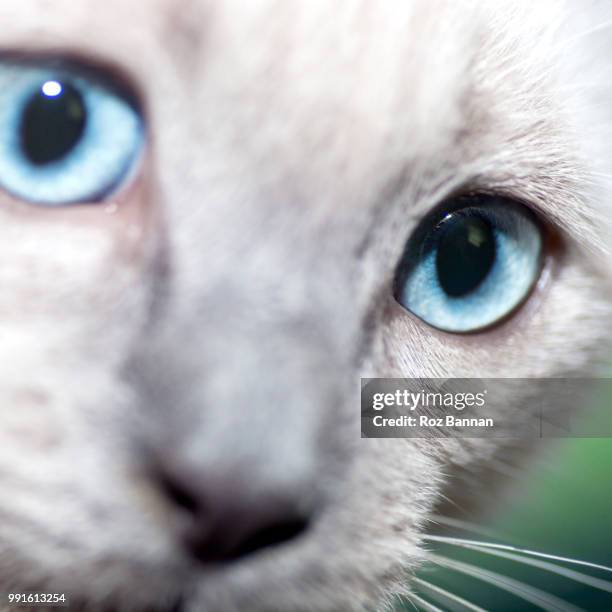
[155,449,314,563]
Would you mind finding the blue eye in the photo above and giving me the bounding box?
[394,196,543,333]
[0,61,143,205]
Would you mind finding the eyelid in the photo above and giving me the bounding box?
[0,51,145,115]
[439,184,567,252]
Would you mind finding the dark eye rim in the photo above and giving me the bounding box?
[392,191,553,335]
[0,51,144,116]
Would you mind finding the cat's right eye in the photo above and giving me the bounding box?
[0,60,144,206]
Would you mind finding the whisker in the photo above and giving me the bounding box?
[430,514,507,540]
[428,554,582,612]
[412,577,487,612]
[432,541,612,593]
[401,591,420,612]
[406,592,446,612]
[425,535,612,574]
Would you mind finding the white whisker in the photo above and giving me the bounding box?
[407,592,446,612]
[402,591,421,612]
[425,535,612,575]
[428,554,582,612]
[434,541,612,593]
[412,577,487,612]
[430,514,507,540]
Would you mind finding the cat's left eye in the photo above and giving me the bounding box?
[394,195,543,333]
[0,60,144,205]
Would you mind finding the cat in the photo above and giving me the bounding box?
[1,0,612,611]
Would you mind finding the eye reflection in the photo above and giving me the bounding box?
[41,80,63,97]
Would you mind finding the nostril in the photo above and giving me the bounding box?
[158,470,201,516]
[154,454,315,564]
[221,517,309,561]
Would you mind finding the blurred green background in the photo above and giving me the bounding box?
[397,375,612,612]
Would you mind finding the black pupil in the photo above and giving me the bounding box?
[20,81,86,165]
[435,214,496,297]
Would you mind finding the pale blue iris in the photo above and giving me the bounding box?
[399,208,541,332]
[0,63,143,205]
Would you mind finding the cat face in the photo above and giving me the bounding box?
[1,1,611,610]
